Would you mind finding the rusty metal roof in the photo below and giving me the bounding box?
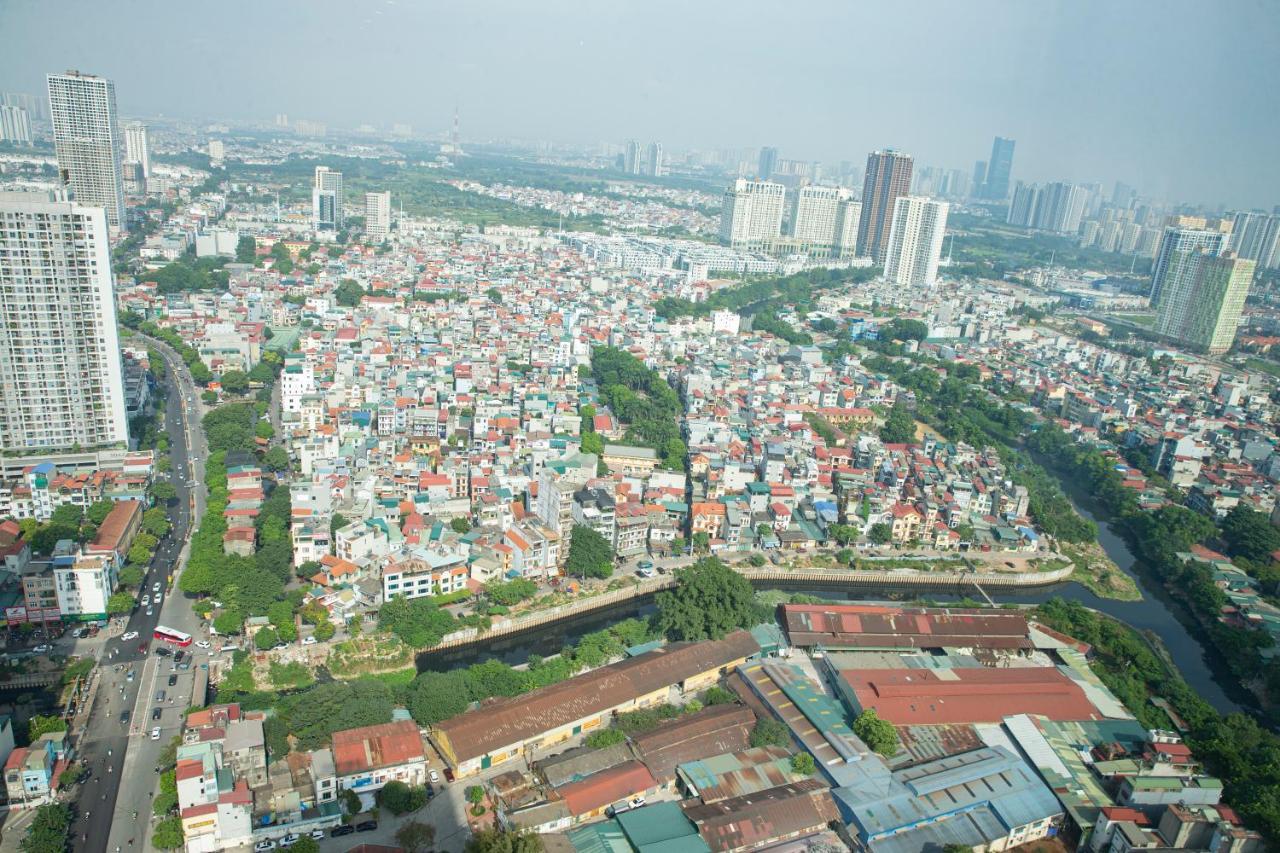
[782,603,1032,650]
[681,779,840,853]
[631,704,755,781]
[675,745,799,803]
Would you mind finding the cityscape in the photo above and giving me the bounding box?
[2,2,1280,853]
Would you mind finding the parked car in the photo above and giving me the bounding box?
[141,596,150,607]
[32,644,51,653]
[168,674,177,686]
[253,841,275,852]
[428,769,440,785]
[155,690,165,702]
[152,708,162,721]
[153,582,161,593]
[150,727,161,741]
[308,830,325,840]
[301,636,317,646]
[155,646,171,657]
[195,640,210,649]
[355,821,378,833]
[280,834,299,847]
[174,650,185,663]
[121,631,138,641]
[329,825,355,837]
[119,711,130,725]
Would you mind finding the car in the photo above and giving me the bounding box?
[301,636,317,646]
[146,608,153,617]
[355,821,378,833]
[429,769,441,785]
[141,595,150,607]
[150,727,161,741]
[155,646,171,657]
[168,674,177,686]
[656,565,667,574]
[174,650,185,663]
[32,644,51,653]
[138,642,148,653]
[309,830,325,840]
[153,582,161,592]
[628,796,646,808]
[155,690,165,702]
[119,711,130,725]
[155,594,163,606]
[329,825,355,837]
[126,669,135,682]
[272,643,287,651]
[121,631,138,641]
[636,567,655,578]
[195,640,210,649]
[152,708,162,721]
[179,661,190,670]
[280,834,299,847]
[253,841,276,852]
[637,560,653,570]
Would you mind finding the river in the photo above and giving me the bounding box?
[418,505,1250,717]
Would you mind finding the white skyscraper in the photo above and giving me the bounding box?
[644,142,664,177]
[789,185,861,254]
[312,166,344,231]
[365,191,392,240]
[208,138,225,166]
[883,196,949,288]
[123,121,150,177]
[47,71,127,231]
[1149,224,1230,304]
[0,190,128,454]
[1155,251,1254,354]
[719,179,786,247]
[0,106,32,146]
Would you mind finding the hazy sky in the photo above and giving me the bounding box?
[2,0,1278,208]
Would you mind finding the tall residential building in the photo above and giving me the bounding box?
[365,191,392,240]
[0,106,32,146]
[208,138,225,166]
[312,166,344,231]
[1,92,43,120]
[1154,252,1254,354]
[1007,181,1085,235]
[1228,211,1280,270]
[856,149,914,264]
[644,142,664,177]
[1149,224,1230,304]
[719,179,786,247]
[758,147,779,179]
[789,185,860,253]
[980,137,1015,200]
[123,121,150,177]
[623,140,642,175]
[46,71,127,231]
[0,190,128,453]
[883,196,949,288]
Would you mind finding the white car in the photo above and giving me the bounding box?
[146,608,154,617]
[428,769,440,785]
[153,582,161,592]
[309,829,325,840]
[253,842,275,852]
[150,727,161,740]
[195,640,211,649]
[301,636,317,646]
[121,631,138,641]
[141,595,151,607]
[32,644,51,653]
[280,834,299,847]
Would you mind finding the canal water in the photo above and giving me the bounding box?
[418,502,1249,717]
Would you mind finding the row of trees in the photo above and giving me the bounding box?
[653,266,877,321]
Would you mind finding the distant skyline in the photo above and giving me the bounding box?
[1,0,1278,208]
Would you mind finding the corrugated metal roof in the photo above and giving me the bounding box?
[676,745,797,803]
[681,779,840,853]
[631,704,754,781]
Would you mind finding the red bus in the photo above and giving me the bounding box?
[153,625,192,647]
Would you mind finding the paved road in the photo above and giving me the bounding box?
[69,339,209,853]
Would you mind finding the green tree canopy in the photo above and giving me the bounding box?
[396,821,437,853]
[335,278,366,306]
[749,718,791,748]
[879,399,916,444]
[464,828,546,853]
[853,709,899,756]
[566,524,614,579]
[654,557,762,641]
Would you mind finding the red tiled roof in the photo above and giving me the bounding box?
[331,720,424,776]
[557,760,656,816]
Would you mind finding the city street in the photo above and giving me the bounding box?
[69,337,210,853]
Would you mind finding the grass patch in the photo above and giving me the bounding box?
[1057,542,1141,601]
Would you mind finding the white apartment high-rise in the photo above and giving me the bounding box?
[789,185,861,254]
[0,190,128,453]
[0,106,32,146]
[1155,251,1254,354]
[47,71,127,231]
[123,121,150,177]
[1149,224,1230,304]
[365,190,392,240]
[1229,211,1280,270]
[208,139,225,166]
[312,166,344,231]
[644,142,664,177]
[883,196,949,288]
[719,179,785,247]
[623,140,642,175]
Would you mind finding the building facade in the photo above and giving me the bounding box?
[719,179,786,248]
[46,71,127,231]
[0,106,32,146]
[883,196,949,288]
[980,136,1016,200]
[312,166,344,231]
[365,190,391,240]
[1154,252,1254,354]
[1149,224,1231,304]
[857,149,914,264]
[123,121,150,178]
[0,190,129,454]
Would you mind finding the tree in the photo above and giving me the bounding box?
[654,557,762,641]
[340,787,362,816]
[701,685,736,706]
[20,803,71,853]
[879,399,916,444]
[117,566,145,588]
[107,591,136,616]
[585,728,626,749]
[151,816,184,849]
[396,821,437,853]
[379,595,457,648]
[150,480,178,503]
[254,627,279,650]
[378,780,427,815]
[235,235,257,264]
[408,670,471,725]
[853,709,899,756]
[263,445,289,472]
[466,784,486,805]
[1222,505,1280,564]
[464,828,546,853]
[868,523,892,545]
[791,752,816,775]
[335,279,366,307]
[26,715,67,742]
[749,718,791,748]
[58,764,86,787]
[314,619,335,641]
[50,504,83,528]
[450,516,472,534]
[580,431,604,456]
[748,553,766,567]
[142,507,171,538]
[86,500,116,526]
[835,548,853,564]
[213,609,244,635]
[219,370,250,396]
[566,524,614,579]
[287,839,319,853]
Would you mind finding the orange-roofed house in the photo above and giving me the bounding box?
[330,720,427,794]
